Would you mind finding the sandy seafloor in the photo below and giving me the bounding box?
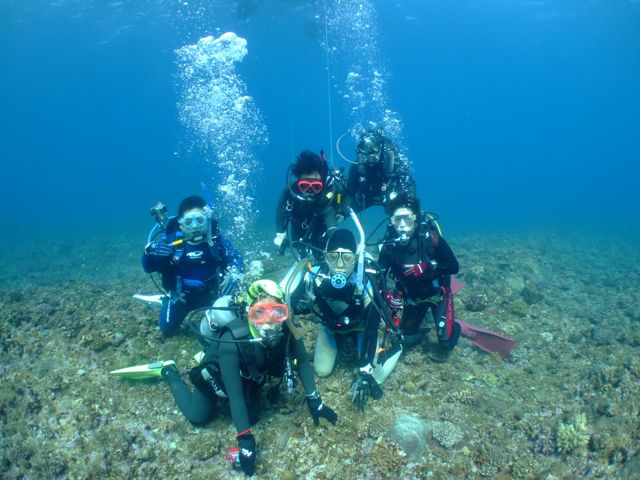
[1,228,639,479]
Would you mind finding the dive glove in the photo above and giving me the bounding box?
[386,290,404,311]
[350,365,383,412]
[237,433,256,477]
[306,391,338,426]
[145,240,173,257]
[402,262,434,279]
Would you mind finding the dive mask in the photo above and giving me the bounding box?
[248,302,289,324]
[297,179,324,194]
[391,208,417,242]
[325,248,356,278]
[179,210,208,241]
[248,302,288,346]
[179,211,207,229]
[357,134,383,164]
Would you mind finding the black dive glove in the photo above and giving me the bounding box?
[350,366,383,412]
[144,239,173,257]
[306,391,338,426]
[237,433,256,477]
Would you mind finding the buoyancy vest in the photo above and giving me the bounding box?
[310,267,371,333]
[191,318,289,399]
[387,214,444,299]
[156,217,225,293]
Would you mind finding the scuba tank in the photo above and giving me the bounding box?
[201,295,238,335]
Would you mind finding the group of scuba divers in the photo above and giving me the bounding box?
[121,129,515,476]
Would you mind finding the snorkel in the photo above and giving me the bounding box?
[348,208,366,291]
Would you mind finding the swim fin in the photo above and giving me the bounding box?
[110,360,175,379]
[448,276,515,357]
[132,293,165,305]
[457,320,515,358]
[450,276,465,295]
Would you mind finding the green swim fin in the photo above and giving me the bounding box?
[110,360,175,379]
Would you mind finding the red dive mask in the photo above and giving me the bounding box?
[297,179,324,194]
[248,303,289,324]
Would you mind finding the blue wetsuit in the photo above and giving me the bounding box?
[142,220,243,335]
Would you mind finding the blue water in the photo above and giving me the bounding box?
[1,0,639,241]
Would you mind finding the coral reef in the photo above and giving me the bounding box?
[432,420,463,449]
[1,229,639,478]
[556,413,590,454]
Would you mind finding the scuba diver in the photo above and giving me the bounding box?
[160,280,338,477]
[301,227,399,411]
[345,129,417,214]
[274,150,346,259]
[378,193,461,350]
[141,195,243,336]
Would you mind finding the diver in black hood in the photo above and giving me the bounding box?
[161,280,337,477]
[345,129,417,214]
[274,150,343,259]
[378,194,460,350]
[301,228,399,411]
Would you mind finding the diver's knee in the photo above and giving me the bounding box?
[186,410,213,426]
[314,363,334,378]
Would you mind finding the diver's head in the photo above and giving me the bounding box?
[291,151,327,200]
[324,229,358,285]
[177,195,209,243]
[357,130,386,166]
[246,280,288,347]
[388,194,421,244]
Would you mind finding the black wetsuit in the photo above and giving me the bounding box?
[308,265,382,369]
[345,157,416,214]
[275,185,338,254]
[163,324,317,434]
[378,224,459,348]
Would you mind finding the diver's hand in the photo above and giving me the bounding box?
[386,290,404,311]
[237,433,256,477]
[350,366,383,412]
[144,240,173,257]
[306,391,338,426]
[402,262,433,278]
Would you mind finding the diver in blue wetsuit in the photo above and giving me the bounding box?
[142,195,243,335]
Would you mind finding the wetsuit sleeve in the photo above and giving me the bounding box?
[218,234,244,272]
[320,200,338,234]
[433,237,459,277]
[141,252,158,273]
[140,246,172,273]
[275,188,290,232]
[218,333,251,434]
[291,337,319,396]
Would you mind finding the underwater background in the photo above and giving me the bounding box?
[1,0,639,478]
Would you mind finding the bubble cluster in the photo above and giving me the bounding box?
[175,32,268,246]
[323,0,405,149]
